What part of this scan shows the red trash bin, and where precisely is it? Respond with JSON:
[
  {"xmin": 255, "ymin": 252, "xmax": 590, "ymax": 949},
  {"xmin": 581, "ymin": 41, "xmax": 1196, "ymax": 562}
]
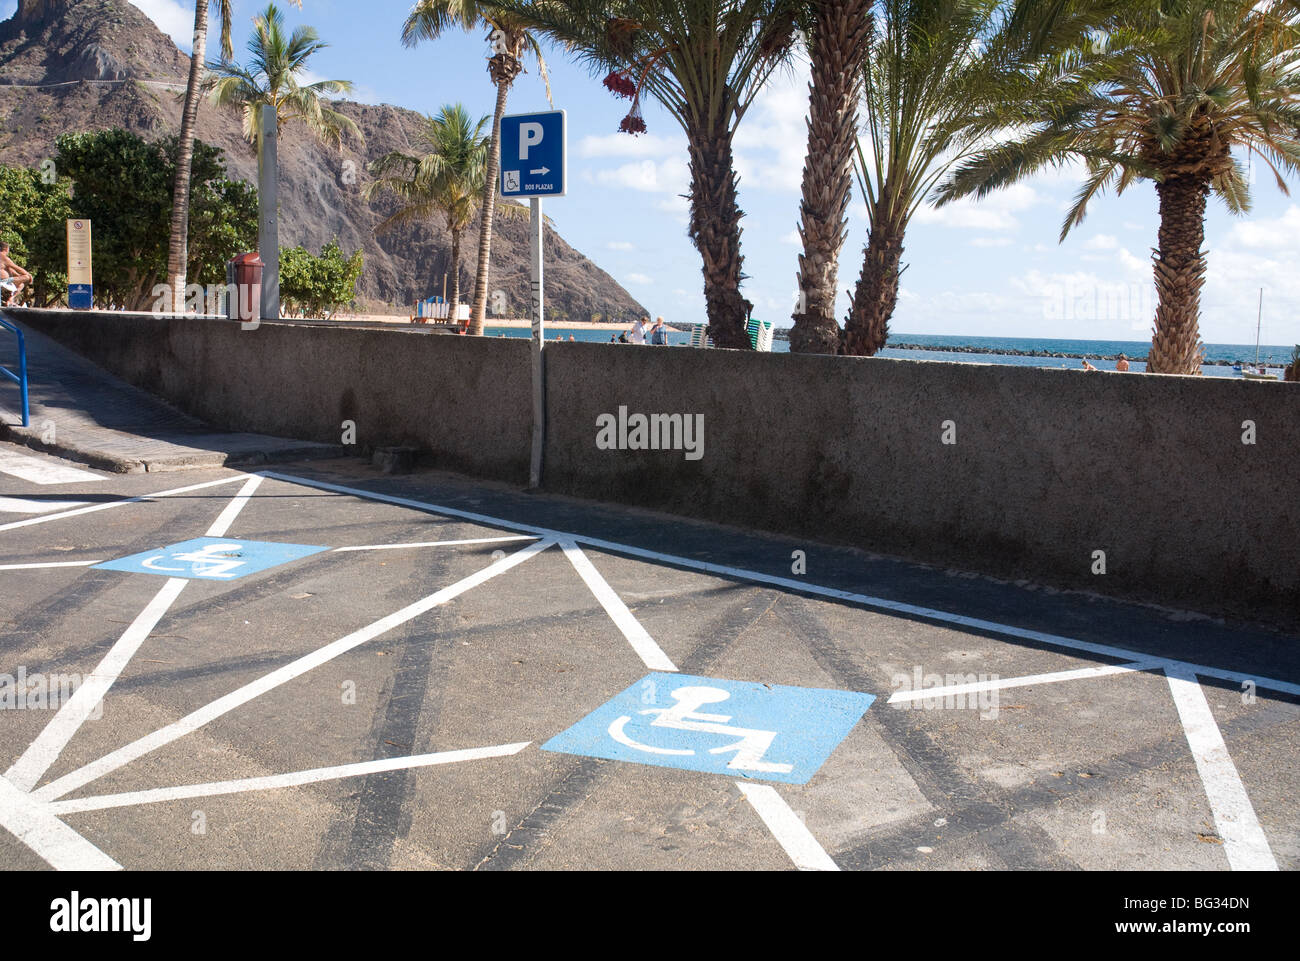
[{"xmin": 228, "ymin": 252, "xmax": 263, "ymax": 322}]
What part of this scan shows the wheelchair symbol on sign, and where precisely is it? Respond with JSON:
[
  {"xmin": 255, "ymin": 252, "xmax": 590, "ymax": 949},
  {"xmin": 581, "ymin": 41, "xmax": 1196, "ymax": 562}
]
[
  {"xmin": 607, "ymin": 685, "xmax": 794, "ymax": 774},
  {"xmin": 141, "ymin": 542, "xmax": 246, "ymax": 579}
]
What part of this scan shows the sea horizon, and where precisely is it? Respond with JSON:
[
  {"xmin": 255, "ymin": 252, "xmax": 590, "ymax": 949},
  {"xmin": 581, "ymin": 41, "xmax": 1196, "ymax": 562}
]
[{"xmin": 486, "ymin": 324, "xmax": 1294, "ymax": 368}]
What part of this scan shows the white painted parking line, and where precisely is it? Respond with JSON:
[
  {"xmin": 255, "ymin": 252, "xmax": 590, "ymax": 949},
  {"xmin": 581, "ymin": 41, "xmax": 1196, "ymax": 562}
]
[
  {"xmin": 34, "ymin": 539, "xmax": 556, "ymax": 802},
  {"xmin": 0, "ymin": 560, "xmax": 101, "ymax": 570},
  {"xmin": 5, "ymin": 577, "xmax": 190, "ymax": 792},
  {"xmin": 559, "ymin": 539, "xmax": 678, "ymax": 672},
  {"xmin": 0, "ymin": 450, "xmax": 100, "ymax": 484},
  {"xmin": 736, "ymin": 782, "xmax": 839, "ymax": 871},
  {"xmin": 334, "ymin": 535, "xmax": 538, "ymax": 552},
  {"xmin": 0, "ymin": 474, "xmax": 249, "ymax": 533},
  {"xmin": 6, "ymin": 478, "xmax": 264, "ymax": 793},
  {"xmin": 0, "ymin": 497, "xmax": 88, "ymax": 515},
  {"xmin": 0, "ymin": 777, "xmax": 121, "ymax": 871},
  {"xmin": 1165, "ymin": 667, "xmax": 1278, "ymax": 871},
  {"xmin": 204, "ymin": 474, "xmax": 263, "ymax": 537},
  {"xmin": 47, "ymin": 742, "xmax": 533, "ymax": 815},
  {"xmin": 261, "ymin": 471, "xmax": 1300, "ymax": 698},
  {"xmin": 887, "ymin": 660, "xmax": 1162, "ymax": 704}
]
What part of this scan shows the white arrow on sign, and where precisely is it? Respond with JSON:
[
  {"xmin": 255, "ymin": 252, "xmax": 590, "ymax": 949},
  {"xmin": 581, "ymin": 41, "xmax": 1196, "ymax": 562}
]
[{"xmin": 530, "ymin": 167, "xmax": 550, "ymax": 175}]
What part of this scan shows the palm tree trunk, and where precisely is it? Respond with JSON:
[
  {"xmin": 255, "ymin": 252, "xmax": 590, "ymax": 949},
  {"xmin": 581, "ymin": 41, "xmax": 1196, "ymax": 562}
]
[
  {"xmin": 790, "ymin": 0, "xmax": 870, "ymax": 355},
  {"xmin": 166, "ymin": 2, "xmax": 210, "ymax": 313},
  {"xmin": 687, "ymin": 122, "xmax": 751, "ymax": 350},
  {"xmin": 468, "ymin": 79, "xmax": 511, "ymax": 336},
  {"xmin": 1147, "ymin": 172, "xmax": 1209, "ymax": 375},
  {"xmin": 842, "ymin": 202, "xmax": 905, "ymax": 356},
  {"xmin": 448, "ymin": 225, "xmax": 462, "ymax": 326}
]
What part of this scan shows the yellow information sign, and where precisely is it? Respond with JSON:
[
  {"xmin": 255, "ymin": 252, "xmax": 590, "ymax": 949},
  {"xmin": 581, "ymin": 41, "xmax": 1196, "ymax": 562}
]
[{"xmin": 67, "ymin": 219, "xmax": 93, "ymax": 309}]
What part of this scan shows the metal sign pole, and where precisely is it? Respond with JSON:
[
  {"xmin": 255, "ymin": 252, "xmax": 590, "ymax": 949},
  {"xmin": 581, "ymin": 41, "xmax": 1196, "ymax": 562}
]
[
  {"xmin": 529, "ymin": 196, "xmax": 545, "ymax": 489},
  {"xmin": 257, "ymin": 104, "xmax": 279, "ymax": 322}
]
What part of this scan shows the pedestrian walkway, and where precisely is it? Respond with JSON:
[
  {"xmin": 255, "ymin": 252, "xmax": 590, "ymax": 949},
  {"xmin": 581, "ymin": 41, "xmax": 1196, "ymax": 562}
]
[{"xmin": 0, "ymin": 314, "xmax": 339, "ymax": 473}]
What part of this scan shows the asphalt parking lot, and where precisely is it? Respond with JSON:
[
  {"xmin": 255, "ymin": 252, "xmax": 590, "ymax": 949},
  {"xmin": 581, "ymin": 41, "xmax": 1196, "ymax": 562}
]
[{"xmin": 2, "ymin": 449, "xmax": 1297, "ymax": 871}]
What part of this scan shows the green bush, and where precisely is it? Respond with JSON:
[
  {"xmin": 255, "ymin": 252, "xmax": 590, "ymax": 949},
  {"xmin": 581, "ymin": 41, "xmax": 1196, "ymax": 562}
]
[
  {"xmin": 279, "ymin": 240, "xmax": 363, "ymax": 318},
  {"xmin": 0, "ymin": 165, "xmax": 74, "ymax": 306},
  {"xmin": 51, "ymin": 129, "xmax": 257, "ymax": 309}
]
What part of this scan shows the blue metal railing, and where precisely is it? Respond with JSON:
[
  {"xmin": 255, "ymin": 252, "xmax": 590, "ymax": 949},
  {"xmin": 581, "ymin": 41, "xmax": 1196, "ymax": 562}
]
[{"xmin": 0, "ymin": 314, "xmax": 30, "ymax": 427}]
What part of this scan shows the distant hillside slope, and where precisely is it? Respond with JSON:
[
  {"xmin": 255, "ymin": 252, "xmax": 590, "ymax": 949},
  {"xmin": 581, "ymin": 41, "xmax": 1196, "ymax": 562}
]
[{"xmin": 0, "ymin": 0, "xmax": 648, "ymax": 319}]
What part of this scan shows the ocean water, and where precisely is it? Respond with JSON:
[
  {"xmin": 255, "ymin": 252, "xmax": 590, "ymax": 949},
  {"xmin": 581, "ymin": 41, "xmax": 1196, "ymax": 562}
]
[{"xmin": 484, "ymin": 326, "xmax": 1294, "ymax": 378}]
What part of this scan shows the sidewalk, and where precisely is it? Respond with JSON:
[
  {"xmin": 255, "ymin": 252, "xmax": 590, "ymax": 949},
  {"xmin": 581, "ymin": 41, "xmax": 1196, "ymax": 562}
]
[{"xmin": 0, "ymin": 314, "xmax": 340, "ymax": 472}]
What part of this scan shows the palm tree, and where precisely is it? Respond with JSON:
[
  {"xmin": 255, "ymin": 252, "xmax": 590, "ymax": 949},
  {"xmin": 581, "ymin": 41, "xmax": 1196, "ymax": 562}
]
[
  {"xmin": 206, "ymin": 3, "xmax": 362, "ymax": 147},
  {"xmin": 402, "ymin": 1, "xmax": 552, "ymax": 337},
  {"xmin": 364, "ymin": 104, "xmax": 509, "ymax": 321},
  {"xmin": 841, "ymin": 0, "xmax": 1101, "ymax": 356},
  {"xmin": 166, "ymin": 0, "xmax": 242, "ymax": 312},
  {"xmin": 489, "ymin": 0, "xmax": 797, "ymax": 349},
  {"xmin": 789, "ymin": 0, "xmax": 872, "ymax": 355},
  {"xmin": 937, "ymin": 0, "xmax": 1300, "ymax": 375}
]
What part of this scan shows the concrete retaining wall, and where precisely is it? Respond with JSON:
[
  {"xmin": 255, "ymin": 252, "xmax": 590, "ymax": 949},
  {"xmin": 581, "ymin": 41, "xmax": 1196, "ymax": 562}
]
[
  {"xmin": 545, "ymin": 343, "xmax": 1300, "ymax": 621},
  {"xmin": 11, "ymin": 310, "xmax": 533, "ymax": 482},
  {"xmin": 13, "ymin": 308, "xmax": 1299, "ymax": 622}
]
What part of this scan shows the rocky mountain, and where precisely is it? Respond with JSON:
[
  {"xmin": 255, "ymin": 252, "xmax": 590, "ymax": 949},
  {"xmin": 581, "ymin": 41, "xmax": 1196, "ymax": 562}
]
[{"xmin": 0, "ymin": 0, "xmax": 647, "ymax": 319}]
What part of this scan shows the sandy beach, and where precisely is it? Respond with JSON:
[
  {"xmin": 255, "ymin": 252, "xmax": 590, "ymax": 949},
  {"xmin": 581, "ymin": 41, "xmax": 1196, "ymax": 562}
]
[{"xmin": 334, "ymin": 313, "xmax": 685, "ymax": 331}]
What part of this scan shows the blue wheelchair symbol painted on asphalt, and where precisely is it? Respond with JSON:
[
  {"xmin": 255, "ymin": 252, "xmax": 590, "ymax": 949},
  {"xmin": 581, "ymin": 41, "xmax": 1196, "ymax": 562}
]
[
  {"xmin": 542, "ymin": 673, "xmax": 875, "ymax": 784},
  {"xmin": 95, "ymin": 537, "xmax": 329, "ymax": 581}
]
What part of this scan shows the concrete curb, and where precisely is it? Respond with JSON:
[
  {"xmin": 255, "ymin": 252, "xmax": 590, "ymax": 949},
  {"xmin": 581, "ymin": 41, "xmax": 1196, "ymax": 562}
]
[{"xmin": 0, "ymin": 418, "xmax": 344, "ymax": 473}]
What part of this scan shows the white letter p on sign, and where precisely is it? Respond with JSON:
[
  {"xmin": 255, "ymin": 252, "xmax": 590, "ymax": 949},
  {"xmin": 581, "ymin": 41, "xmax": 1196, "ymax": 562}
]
[{"xmin": 520, "ymin": 122, "xmax": 544, "ymax": 159}]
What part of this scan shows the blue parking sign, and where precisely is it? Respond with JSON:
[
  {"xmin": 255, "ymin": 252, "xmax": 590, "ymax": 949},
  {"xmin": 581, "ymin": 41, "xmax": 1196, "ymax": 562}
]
[
  {"xmin": 543, "ymin": 673, "xmax": 875, "ymax": 784},
  {"xmin": 500, "ymin": 110, "xmax": 565, "ymax": 198},
  {"xmin": 95, "ymin": 537, "xmax": 329, "ymax": 581}
]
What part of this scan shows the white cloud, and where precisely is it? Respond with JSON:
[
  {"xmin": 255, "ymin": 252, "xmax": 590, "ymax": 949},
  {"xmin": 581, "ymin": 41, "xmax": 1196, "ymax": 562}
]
[
  {"xmin": 1116, "ymin": 248, "xmax": 1149, "ymax": 278},
  {"xmin": 781, "ymin": 229, "xmax": 801, "ymax": 246},
  {"xmin": 130, "ymin": 0, "xmax": 195, "ymax": 51},
  {"xmin": 592, "ymin": 156, "xmax": 689, "ymax": 194},
  {"xmin": 626, "ymin": 272, "xmax": 653, "ymax": 285},
  {"xmin": 579, "ymin": 133, "xmax": 679, "ymax": 159},
  {"xmin": 1202, "ymin": 205, "xmax": 1300, "ymax": 344},
  {"xmin": 970, "ymin": 236, "xmax": 1013, "ymax": 248},
  {"xmin": 913, "ymin": 183, "xmax": 1040, "ymax": 231},
  {"xmin": 607, "ymin": 241, "xmax": 634, "ymax": 251},
  {"xmin": 657, "ymin": 194, "xmax": 690, "ymax": 223},
  {"xmin": 1223, "ymin": 205, "xmax": 1300, "ymax": 249},
  {"xmin": 1084, "ymin": 233, "xmax": 1119, "ymax": 250},
  {"xmin": 733, "ymin": 63, "xmax": 811, "ymax": 194}
]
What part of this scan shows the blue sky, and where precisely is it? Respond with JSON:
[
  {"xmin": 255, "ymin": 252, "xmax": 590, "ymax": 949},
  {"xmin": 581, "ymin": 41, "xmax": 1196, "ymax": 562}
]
[{"xmin": 10, "ymin": 0, "xmax": 1300, "ymax": 346}]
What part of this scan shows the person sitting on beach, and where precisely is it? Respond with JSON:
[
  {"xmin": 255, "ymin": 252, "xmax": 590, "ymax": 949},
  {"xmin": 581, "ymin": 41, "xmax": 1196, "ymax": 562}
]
[
  {"xmin": 618, "ymin": 332, "xmax": 629, "ymax": 343},
  {"xmin": 1081, "ymin": 359, "xmax": 1099, "ymax": 371},
  {"xmin": 1115, "ymin": 354, "xmax": 1130, "ymax": 372},
  {"xmin": 630, "ymin": 316, "xmax": 648, "ymax": 345},
  {"xmin": 0, "ymin": 242, "xmax": 32, "ymax": 307}
]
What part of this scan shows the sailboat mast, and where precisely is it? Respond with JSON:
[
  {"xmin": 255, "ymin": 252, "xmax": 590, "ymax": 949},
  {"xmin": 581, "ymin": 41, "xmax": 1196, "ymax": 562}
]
[{"xmin": 1255, "ymin": 288, "xmax": 1263, "ymax": 366}]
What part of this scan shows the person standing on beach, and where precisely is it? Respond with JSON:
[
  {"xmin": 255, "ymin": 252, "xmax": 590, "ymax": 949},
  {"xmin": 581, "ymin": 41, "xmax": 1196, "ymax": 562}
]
[
  {"xmin": 630, "ymin": 316, "xmax": 648, "ymax": 345},
  {"xmin": 649, "ymin": 317, "xmax": 666, "ymax": 345},
  {"xmin": 1115, "ymin": 354, "xmax": 1130, "ymax": 372}
]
